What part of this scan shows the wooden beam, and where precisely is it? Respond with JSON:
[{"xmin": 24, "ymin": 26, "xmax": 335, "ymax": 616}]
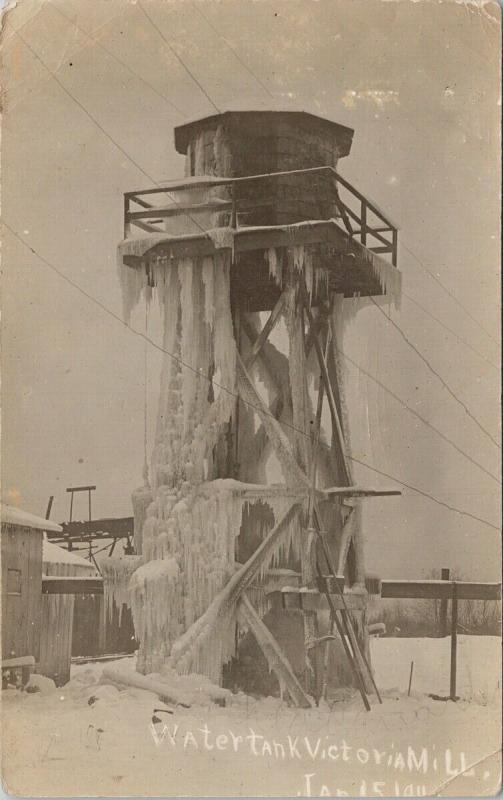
[
  {"xmin": 197, "ymin": 481, "xmax": 308, "ymax": 501},
  {"xmin": 128, "ymin": 199, "xmax": 232, "ymax": 220},
  {"xmin": 42, "ymin": 576, "xmax": 103, "ymax": 595},
  {"xmin": 269, "ymin": 588, "xmax": 366, "ymax": 613},
  {"xmin": 381, "ymin": 580, "xmax": 501, "ymax": 601},
  {"xmin": 238, "ymin": 594, "xmax": 313, "ymax": 708},
  {"xmin": 2, "ymin": 655, "xmax": 35, "ymax": 669},
  {"xmin": 131, "ymin": 220, "xmax": 164, "ymax": 234},
  {"xmin": 323, "ymin": 486, "xmax": 401, "ymax": 498},
  {"xmin": 303, "ymin": 295, "xmax": 352, "ymax": 485},
  {"xmin": 244, "ymin": 292, "xmax": 287, "ymax": 370}
]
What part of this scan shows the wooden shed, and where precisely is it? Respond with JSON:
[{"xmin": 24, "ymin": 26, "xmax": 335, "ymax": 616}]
[
  {"xmin": 1, "ymin": 504, "xmax": 62, "ymax": 682},
  {"xmin": 40, "ymin": 541, "xmax": 98, "ymax": 685}
]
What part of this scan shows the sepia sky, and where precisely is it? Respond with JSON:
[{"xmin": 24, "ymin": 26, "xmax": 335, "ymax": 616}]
[{"xmin": 1, "ymin": 0, "xmax": 501, "ymax": 578}]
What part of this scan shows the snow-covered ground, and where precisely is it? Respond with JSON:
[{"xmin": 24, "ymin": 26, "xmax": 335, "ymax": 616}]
[{"xmin": 1, "ymin": 636, "xmax": 501, "ymax": 797}]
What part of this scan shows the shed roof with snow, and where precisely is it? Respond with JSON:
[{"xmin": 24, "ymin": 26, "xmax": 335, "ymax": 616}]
[
  {"xmin": 42, "ymin": 540, "xmax": 97, "ymax": 571},
  {"xmin": 1, "ymin": 503, "xmax": 62, "ymax": 533}
]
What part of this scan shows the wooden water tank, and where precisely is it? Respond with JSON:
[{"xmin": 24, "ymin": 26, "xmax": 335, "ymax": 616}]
[{"xmin": 174, "ymin": 110, "xmax": 354, "ymax": 227}]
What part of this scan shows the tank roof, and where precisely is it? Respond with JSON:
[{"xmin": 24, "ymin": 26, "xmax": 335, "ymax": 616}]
[{"xmin": 174, "ymin": 110, "xmax": 354, "ymax": 157}]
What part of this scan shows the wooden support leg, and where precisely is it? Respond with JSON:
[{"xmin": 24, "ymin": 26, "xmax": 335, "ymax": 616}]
[
  {"xmin": 302, "ymin": 525, "xmax": 321, "ymax": 700},
  {"xmin": 238, "ymin": 594, "xmax": 312, "ymax": 709}
]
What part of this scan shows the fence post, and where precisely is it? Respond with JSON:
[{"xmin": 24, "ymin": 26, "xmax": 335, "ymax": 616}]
[
  {"xmin": 439, "ymin": 568, "xmax": 450, "ymax": 636},
  {"xmin": 449, "ymin": 582, "xmax": 458, "ymax": 701}
]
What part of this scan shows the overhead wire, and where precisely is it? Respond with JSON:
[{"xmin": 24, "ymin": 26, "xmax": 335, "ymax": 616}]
[
  {"xmin": 137, "ymin": 0, "xmax": 221, "ymax": 114},
  {"xmin": 189, "ymin": 2, "xmax": 275, "ymax": 101},
  {"xmin": 337, "ymin": 347, "xmax": 501, "ymax": 485},
  {"xmin": 400, "ymin": 240, "xmax": 499, "ymax": 347},
  {"xmin": 369, "ymin": 297, "xmax": 501, "ymax": 450},
  {"xmin": 46, "ymin": 1, "xmax": 186, "ymax": 117},
  {"xmin": 2, "ymin": 221, "xmax": 500, "ymax": 534},
  {"xmin": 13, "ymin": 26, "xmax": 213, "ymax": 242},
  {"xmin": 401, "ymin": 290, "xmax": 500, "ymax": 372}
]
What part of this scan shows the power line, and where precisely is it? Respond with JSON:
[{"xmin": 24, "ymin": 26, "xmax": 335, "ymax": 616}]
[
  {"xmin": 338, "ymin": 347, "xmax": 501, "ymax": 485},
  {"xmin": 401, "ymin": 240, "xmax": 499, "ymax": 347},
  {"xmin": 348, "ymin": 454, "xmax": 500, "ymax": 532},
  {"xmin": 190, "ymin": 3, "xmax": 274, "ymax": 101},
  {"xmin": 369, "ymin": 296, "xmax": 501, "ymax": 450},
  {"xmin": 402, "ymin": 290, "xmax": 500, "ymax": 372},
  {"xmin": 14, "ymin": 28, "xmax": 210, "ymax": 241},
  {"xmin": 47, "ymin": 1, "xmax": 186, "ymax": 117},
  {"xmin": 1, "ymin": 0, "xmax": 46, "ymax": 46},
  {"xmin": 137, "ymin": 1, "xmax": 221, "ymax": 114},
  {"xmin": 15, "ymin": 29, "xmax": 163, "ymax": 188},
  {"xmin": 3, "ymin": 221, "xmax": 500, "ymax": 534}
]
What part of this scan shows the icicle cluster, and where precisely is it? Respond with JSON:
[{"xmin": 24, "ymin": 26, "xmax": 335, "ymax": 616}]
[
  {"xmin": 101, "ymin": 555, "xmax": 144, "ymax": 625},
  {"xmin": 129, "ymin": 557, "xmax": 182, "ymax": 673},
  {"xmin": 265, "ymin": 245, "xmax": 328, "ymax": 301},
  {"xmin": 116, "ymin": 251, "xmax": 249, "ymax": 677},
  {"xmin": 368, "ymin": 252, "xmax": 402, "ymax": 309}
]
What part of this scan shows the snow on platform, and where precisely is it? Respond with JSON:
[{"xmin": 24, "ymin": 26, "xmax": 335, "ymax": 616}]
[{"xmin": 1, "ymin": 637, "xmax": 501, "ymax": 797}]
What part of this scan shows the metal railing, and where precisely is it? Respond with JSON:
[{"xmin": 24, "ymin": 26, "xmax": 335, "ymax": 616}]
[{"xmin": 123, "ymin": 166, "xmax": 399, "ymax": 266}]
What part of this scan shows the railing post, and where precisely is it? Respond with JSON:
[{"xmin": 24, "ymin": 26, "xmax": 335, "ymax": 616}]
[
  {"xmin": 449, "ymin": 582, "xmax": 458, "ymax": 701},
  {"xmin": 124, "ymin": 195, "xmax": 131, "ymax": 239},
  {"xmin": 439, "ymin": 567, "xmax": 450, "ymax": 637},
  {"xmin": 361, "ymin": 201, "xmax": 367, "ymax": 246},
  {"xmin": 231, "ymin": 183, "xmax": 237, "ymax": 229},
  {"xmin": 392, "ymin": 228, "xmax": 398, "ymax": 266}
]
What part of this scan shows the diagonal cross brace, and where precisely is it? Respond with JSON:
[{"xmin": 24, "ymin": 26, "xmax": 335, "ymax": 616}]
[
  {"xmin": 170, "ymin": 502, "xmax": 303, "ymax": 669},
  {"xmin": 237, "ymin": 351, "xmax": 310, "ymax": 487}
]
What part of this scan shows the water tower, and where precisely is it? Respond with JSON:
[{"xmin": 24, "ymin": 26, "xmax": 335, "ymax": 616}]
[{"xmin": 116, "ymin": 110, "xmax": 401, "ymax": 707}]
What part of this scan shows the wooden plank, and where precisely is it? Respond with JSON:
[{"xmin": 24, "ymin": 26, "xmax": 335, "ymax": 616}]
[
  {"xmin": 2, "ymin": 655, "xmax": 36, "ymax": 669},
  {"xmin": 131, "ymin": 220, "xmax": 164, "ymax": 234},
  {"xmin": 128, "ymin": 199, "xmax": 233, "ymax": 220},
  {"xmin": 42, "ymin": 576, "xmax": 104, "ymax": 595},
  {"xmin": 323, "ymin": 486, "xmax": 401, "ymax": 498},
  {"xmin": 238, "ymin": 594, "xmax": 312, "ymax": 708},
  {"xmin": 381, "ymin": 580, "xmax": 501, "ymax": 601},
  {"xmin": 269, "ymin": 588, "xmax": 365, "ymax": 613}
]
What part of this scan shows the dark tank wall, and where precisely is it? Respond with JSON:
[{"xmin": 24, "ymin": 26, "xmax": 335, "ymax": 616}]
[{"xmin": 176, "ymin": 111, "xmax": 354, "ymax": 227}]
